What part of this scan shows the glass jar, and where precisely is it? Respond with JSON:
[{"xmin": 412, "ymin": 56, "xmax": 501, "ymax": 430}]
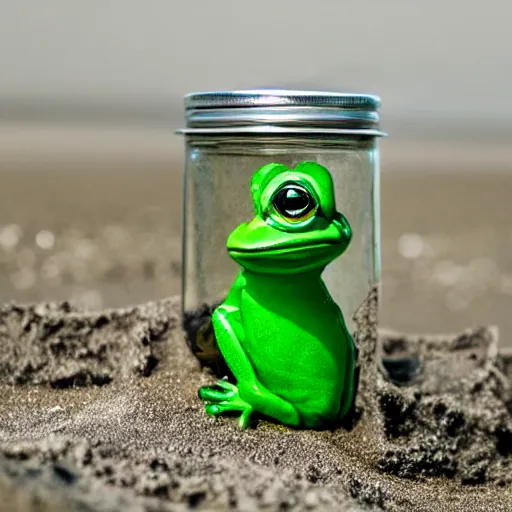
[{"xmin": 177, "ymin": 90, "xmax": 384, "ymax": 372}]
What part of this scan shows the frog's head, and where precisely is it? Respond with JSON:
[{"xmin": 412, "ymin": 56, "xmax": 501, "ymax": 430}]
[{"xmin": 227, "ymin": 162, "xmax": 352, "ymax": 275}]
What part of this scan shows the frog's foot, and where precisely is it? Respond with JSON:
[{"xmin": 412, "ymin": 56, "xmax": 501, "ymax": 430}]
[{"xmin": 198, "ymin": 380, "xmax": 255, "ymax": 428}]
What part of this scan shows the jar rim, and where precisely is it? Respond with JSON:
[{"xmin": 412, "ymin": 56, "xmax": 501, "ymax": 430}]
[
  {"xmin": 179, "ymin": 89, "xmax": 384, "ymax": 136},
  {"xmin": 184, "ymin": 89, "xmax": 381, "ymax": 110}
]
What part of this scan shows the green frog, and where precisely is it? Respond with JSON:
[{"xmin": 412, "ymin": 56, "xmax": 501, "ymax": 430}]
[{"xmin": 198, "ymin": 161, "xmax": 356, "ymax": 429}]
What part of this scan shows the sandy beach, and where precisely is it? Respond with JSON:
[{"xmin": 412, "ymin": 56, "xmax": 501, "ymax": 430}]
[{"xmin": 1, "ymin": 151, "xmax": 512, "ymax": 510}]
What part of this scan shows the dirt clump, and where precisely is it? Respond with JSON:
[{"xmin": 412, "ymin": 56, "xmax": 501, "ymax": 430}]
[{"xmin": 0, "ymin": 299, "xmax": 177, "ymax": 388}]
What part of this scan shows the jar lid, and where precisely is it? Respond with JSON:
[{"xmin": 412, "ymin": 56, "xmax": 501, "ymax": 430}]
[{"xmin": 178, "ymin": 89, "xmax": 384, "ymax": 137}]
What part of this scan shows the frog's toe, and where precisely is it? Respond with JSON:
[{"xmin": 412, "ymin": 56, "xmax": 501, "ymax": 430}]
[
  {"xmin": 238, "ymin": 407, "xmax": 254, "ymax": 428},
  {"xmin": 198, "ymin": 385, "xmax": 235, "ymax": 403},
  {"xmin": 205, "ymin": 402, "xmax": 246, "ymax": 415},
  {"xmin": 215, "ymin": 379, "xmax": 237, "ymax": 392},
  {"xmin": 205, "ymin": 402, "xmax": 254, "ymax": 428},
  {"xmin": 205, "ymin": 403, "xmax": 226, "ymax": 416},
  {"xmin": 198, "ymin": 379, "xmax": 239, "ymax": 402}
]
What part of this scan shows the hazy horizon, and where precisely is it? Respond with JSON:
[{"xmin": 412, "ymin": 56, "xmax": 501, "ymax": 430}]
[{"xmin": 1, "ymin": 1, "xmax": 511, "ymax": 143}]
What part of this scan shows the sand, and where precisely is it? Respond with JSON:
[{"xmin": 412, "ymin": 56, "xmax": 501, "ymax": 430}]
[{"xmin": 1, "ymin": 287, "xmax": 512, "ymax": 511}]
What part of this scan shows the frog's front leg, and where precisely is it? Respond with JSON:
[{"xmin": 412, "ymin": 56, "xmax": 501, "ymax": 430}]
[{"xmin": 199, "ymin": 274, "xmax": 300, "ymax": 428}]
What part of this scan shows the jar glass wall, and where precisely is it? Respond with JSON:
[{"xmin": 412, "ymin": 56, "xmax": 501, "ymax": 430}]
[
  {"xmin": 182, "ymin": 136, "xmax": 380, "ymax": 330},
  {"xmin": 178, "ymin": 90, "xmax": 383, "ymax": 369}
]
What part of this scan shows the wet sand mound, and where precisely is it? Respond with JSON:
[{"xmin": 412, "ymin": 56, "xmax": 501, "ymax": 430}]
[
  {"xmin": 1, "ymin": 291, "xmax": 512, "ymax": 511},
  {"xmin": 378, "ymin": 326, "xmax": 512, "ymax": 485},
  {"xmin": 0, "ymin": 299, "xmax": 176, "ymax": 387}
]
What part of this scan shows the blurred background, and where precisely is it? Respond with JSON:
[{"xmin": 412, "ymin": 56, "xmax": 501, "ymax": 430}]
[{"xmin": 0, "ymin": 1, "xmax": 511, "ymax": 343}]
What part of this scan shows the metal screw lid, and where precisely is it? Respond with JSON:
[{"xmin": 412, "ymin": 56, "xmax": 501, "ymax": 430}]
[{"xmin": 178, "ymin": 89, "xmax": 384, "ymax": 137}]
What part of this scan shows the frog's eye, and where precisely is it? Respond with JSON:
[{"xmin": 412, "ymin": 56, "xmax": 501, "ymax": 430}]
[{"xmin": 272, "ymin": 184, "xmax": 317, "ymax": 223}]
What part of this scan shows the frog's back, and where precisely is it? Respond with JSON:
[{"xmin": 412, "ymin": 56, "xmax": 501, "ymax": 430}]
[{"xmin": 240, "ymin": 272, "xmax": 351, "ymax": 425}]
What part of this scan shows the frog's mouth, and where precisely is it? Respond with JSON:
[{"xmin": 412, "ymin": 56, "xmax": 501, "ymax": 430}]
[
  {"xmin": 229, "ymin": 240, "xmax": 339, "ymax": 255},
  {"xmin": 228, "ymin": 241, "xmax": 344, "ymax": 275},
  {"xmin": 226, "ymin": 218, "xmax": 350, "ymax": 274}
]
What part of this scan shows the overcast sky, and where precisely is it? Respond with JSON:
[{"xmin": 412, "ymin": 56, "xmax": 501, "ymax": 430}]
[{"xmin": 0, "ymin": 1, "xmax": 511, "ymax": 138}]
